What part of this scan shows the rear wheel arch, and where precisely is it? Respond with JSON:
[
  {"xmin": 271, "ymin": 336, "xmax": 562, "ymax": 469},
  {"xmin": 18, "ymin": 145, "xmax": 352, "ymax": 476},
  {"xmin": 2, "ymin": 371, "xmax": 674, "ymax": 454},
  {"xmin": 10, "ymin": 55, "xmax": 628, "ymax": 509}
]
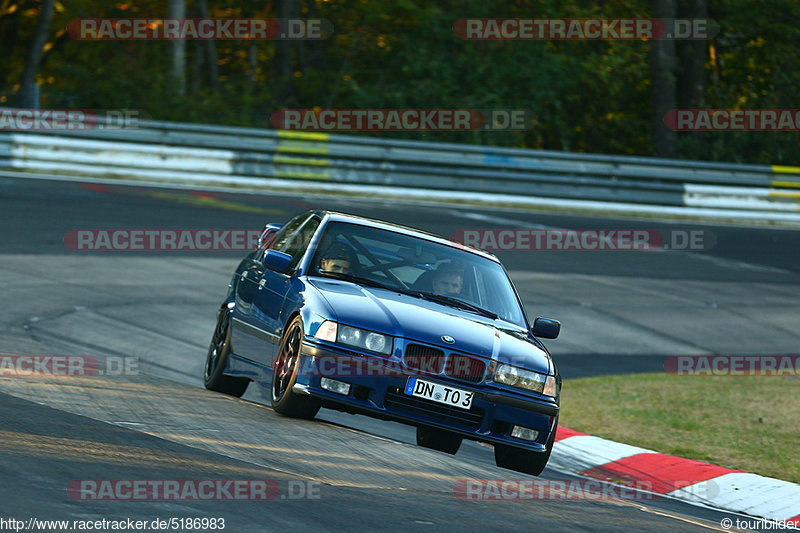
[{"xmin": 204, "ymin": 303, "xmax": 249, "ymax": 397}]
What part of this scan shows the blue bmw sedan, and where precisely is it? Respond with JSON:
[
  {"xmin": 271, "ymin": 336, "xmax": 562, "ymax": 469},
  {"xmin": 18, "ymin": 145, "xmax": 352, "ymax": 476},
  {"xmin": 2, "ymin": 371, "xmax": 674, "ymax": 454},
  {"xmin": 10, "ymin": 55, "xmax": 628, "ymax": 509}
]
[{"xmin": 204, "ymin": 210, "xmax": 561, "ymax": 475}]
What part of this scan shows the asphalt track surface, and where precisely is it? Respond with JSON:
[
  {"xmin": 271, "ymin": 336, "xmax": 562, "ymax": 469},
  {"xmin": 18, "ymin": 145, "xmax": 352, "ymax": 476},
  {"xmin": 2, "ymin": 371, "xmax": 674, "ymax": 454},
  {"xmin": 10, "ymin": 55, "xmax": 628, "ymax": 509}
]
[{"xmin": 1, "ymin": 175, "xmax": 798, "ymax": 532}]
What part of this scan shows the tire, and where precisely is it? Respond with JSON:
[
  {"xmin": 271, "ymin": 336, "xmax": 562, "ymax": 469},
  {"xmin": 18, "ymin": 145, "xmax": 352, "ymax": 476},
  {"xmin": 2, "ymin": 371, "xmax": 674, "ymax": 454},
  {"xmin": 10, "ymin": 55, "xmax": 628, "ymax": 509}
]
[
  {"xmin": 416, "ymin": 426, "xmax": 462, "ymax": 455},
  {"xmin": 204, "ymin": 307, "xmax": 250, "ymax": 397},
  {"xmin": 271, "ymin": 316, "xmax": 321, "ymax": 419},
  {"xmin": 494, "ymin": 419, "xmax": 557, "ymax": 477}
]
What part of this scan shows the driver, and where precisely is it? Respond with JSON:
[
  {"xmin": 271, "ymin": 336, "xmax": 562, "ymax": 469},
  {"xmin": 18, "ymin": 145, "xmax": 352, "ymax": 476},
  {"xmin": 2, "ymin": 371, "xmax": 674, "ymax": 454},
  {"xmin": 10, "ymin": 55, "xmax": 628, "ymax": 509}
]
[
  {"xmin": 431, "ymin": 263, "xmax": 463, "ymax": 295},
  {"xmin": 319, "ymin": 242, "xmax": 358, "ymax": 275}
]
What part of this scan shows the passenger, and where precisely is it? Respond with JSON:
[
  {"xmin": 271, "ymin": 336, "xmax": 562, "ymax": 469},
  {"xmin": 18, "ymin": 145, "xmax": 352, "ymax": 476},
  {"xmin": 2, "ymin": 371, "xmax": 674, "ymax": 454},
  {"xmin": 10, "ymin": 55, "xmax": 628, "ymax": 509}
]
[{"xmin": 430, "ymin": 263, "xmax": 464, "ymax": 296}]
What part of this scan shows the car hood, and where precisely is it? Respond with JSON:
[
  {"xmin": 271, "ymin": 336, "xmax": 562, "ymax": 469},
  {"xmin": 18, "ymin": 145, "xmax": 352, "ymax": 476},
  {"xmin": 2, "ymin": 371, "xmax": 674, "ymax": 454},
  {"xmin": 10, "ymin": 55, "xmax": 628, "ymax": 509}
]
[{"xmin": 308, "ymin": 278, "xmax": 552, "ymax": 374}]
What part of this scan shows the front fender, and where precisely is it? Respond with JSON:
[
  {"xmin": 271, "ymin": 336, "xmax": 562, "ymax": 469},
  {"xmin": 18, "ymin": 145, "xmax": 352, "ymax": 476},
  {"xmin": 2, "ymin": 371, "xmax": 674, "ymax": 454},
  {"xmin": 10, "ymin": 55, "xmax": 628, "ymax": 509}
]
[{"xmin": 278, "ymin": 276, "xmax": 336, "ymax": 341}]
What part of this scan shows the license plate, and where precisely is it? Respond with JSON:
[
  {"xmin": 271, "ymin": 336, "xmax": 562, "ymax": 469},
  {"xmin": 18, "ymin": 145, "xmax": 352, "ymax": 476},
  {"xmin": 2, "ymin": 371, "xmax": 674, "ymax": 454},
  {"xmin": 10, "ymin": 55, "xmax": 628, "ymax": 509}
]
[{"xmin": 404, "ymin": 377, "xmax": 474, "ymax": 410}]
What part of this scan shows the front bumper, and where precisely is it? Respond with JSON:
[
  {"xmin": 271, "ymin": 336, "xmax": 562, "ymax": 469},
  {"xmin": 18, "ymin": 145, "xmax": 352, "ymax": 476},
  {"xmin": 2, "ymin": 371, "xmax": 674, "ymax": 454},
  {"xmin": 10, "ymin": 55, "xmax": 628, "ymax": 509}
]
[{"xmin": 294, "ymin": 340, "xmax": 559, "ymax": 452}]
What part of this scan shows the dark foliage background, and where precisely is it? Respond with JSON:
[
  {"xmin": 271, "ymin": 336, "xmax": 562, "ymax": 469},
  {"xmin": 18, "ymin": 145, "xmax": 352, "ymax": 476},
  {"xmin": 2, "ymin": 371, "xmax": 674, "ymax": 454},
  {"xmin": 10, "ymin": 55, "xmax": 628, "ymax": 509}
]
[{"xmin": 2, "ymin": 0, "xmax": 798, "ymax": 164}]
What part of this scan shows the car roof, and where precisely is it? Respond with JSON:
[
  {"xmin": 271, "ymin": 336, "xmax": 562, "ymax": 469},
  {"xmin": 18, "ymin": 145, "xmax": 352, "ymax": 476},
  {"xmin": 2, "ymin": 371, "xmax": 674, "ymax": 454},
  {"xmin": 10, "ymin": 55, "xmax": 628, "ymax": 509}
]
[{"xmin": 314, "ymin": 210, "xmax": 500, "ymax": 263}]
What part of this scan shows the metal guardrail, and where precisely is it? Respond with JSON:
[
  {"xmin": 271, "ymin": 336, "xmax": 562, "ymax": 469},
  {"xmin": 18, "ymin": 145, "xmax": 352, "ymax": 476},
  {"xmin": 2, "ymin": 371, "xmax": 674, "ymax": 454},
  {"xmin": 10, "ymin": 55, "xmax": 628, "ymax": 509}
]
[{"xmin": 1, "ymin": 113, "xmax": 799, "ymax": 218}]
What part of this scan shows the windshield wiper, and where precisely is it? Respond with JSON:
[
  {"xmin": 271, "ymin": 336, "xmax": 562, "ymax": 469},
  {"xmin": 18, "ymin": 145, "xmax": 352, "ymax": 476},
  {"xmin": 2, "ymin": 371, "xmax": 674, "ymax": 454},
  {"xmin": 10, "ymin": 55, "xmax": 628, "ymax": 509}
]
[{"xmin": 413, "ymin": 291, "xmax": 499, "ymax": 320}]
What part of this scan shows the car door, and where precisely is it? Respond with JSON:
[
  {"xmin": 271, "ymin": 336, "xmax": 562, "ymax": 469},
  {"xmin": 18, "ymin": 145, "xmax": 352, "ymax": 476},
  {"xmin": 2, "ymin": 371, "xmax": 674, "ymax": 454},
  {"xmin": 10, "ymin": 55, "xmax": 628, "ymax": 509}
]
[
  {"xmin": 251, "ymin": 214, "xmax": 321, "ymax": 368},
  {"xmin": 231, "ymin": 214, "xmax": 309, "ymax": 362}
]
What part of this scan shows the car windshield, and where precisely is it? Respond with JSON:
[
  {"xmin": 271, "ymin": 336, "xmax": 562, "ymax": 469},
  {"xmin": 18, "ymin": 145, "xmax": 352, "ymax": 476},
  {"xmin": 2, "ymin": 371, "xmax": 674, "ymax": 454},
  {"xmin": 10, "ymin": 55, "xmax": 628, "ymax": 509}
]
[{"xmin": 309, "ymin": 221, "xmax": 527, "ymax": 327}]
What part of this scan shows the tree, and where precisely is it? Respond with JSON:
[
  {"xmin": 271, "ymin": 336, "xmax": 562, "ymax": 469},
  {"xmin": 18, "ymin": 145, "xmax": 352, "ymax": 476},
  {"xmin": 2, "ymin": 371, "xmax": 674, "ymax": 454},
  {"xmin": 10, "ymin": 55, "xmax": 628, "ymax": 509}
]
[
  {"xmin": 650, "ymin": 0, "xmax": 678, "ymax": 158},
  {"xmin": 196, "ymin": 0, "xmax": 220, "ymax": 93},
  {"xmin": 678, "ymin": 0, "xmax": 708, "ymax": 149},
  {"xmin": 167, "ymin": 0, "xmax": 186, "ymax": 97},
  {"xmin": 275, "ymin": 0, "xmax": 296, "ymax": 105},
  {"xmin": 17, "ymin": 0, "xmax": 55, "ymax": 107}
]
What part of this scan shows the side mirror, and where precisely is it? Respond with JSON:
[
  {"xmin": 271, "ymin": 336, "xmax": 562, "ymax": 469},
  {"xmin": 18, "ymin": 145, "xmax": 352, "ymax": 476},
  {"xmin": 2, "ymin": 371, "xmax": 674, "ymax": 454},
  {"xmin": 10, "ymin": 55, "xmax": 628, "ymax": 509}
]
[
  {"xmin": 532, "ymin": 317, "xmax": 560, "ymax": 339},
  {"xmin": 262, "ymin": 249, "xmax": 292, "ymax": 273},
  {"xmin": 258, "ymin": 223, "xmax": 283, "ymax": 250}
]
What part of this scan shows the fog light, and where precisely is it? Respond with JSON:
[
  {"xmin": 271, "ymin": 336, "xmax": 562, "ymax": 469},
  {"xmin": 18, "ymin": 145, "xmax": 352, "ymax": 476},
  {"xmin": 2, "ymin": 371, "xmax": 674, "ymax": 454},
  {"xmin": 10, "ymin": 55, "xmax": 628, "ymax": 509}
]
[
  {"xmin": 320, "ymin": 377, "xmax": 351, "ymax": 396},
  {"xmin": 511, "ymin": 426, "xmax": 539, "ymax": 441}
]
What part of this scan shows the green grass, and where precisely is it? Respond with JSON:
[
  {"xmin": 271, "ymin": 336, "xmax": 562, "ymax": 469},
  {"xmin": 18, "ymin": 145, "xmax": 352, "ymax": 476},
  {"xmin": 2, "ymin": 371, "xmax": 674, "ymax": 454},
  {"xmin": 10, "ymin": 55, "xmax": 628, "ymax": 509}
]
[{"xmin": 559, "ymin": 373, "xmax": 800, "ymax": 483}]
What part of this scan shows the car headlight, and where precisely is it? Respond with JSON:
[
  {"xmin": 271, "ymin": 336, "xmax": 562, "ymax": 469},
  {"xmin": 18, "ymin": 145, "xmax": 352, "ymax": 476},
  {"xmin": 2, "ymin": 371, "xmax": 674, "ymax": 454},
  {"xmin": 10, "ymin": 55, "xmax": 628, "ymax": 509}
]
[
  {"xmin": 494, "ymin": 364, "xmax": 555, "ymax": 395},
  {"xmin": 314, "ymin": 321, "xmax": 393, "ymax": 355}
]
